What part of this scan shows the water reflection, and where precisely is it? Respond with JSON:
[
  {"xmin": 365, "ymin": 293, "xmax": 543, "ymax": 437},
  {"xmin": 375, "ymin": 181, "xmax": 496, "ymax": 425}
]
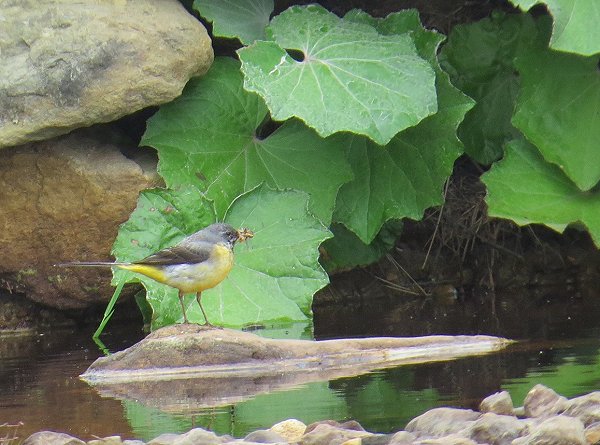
[
  {"xmin": 1, "ymin": 287, "xmax": 600, "ymax": 441},
  {"xmin": 0, "ymin": 326, "xmax": 142, "ymax": 441}
]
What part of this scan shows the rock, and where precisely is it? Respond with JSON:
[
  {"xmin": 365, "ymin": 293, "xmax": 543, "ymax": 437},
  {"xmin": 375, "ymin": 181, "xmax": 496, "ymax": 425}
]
[
  {"xmin": 412, "ymin": 435, "xmax": 477, "ymax": 445},
  {"xmin": 298, "ymin": 424, "xmax": 371, "ymax": 445},
  {"xmin": 305, "ymin": 420, "xmax": 365, "ymax": 434},
  {"xmin": 0, "ymin": 133, "xmax": 159, "ymax": 309},
  {"xmin": 244, "ymin": 429, "xmax": 288, "ymax": 443},
  {"xmin": 404, "ymin": 407, "xmax": 480, "ymax": 438},
  {"xmin": 362, "ymin": 435, "xmax": 395, "ymax": 444},
  {"xmin": 514, "ymin": 406, "xmax": 526, "ymax": 417},
  {"xmin": 523, "ymin": 384, "xmax": 568, "ymax": 418},
  {"xmin": 170, "ymin": 428, "xmax": 227, "ymax": 445},
  {"xmin": 123, "ymin": 441, "xmax": 146, "ymax": 445},
  {"xmin": 388, "ymin": 431, "xmax": 417, "ymax": 445},
  {"xmin": 88, "ymin": 437, "xmax": 123, "ymax": 445},
  {"xmin": 22, "ymin": 431, "xmax": 85, "ymax": 445},
  {"xmin": 563, "ymin": 392, "xmax": 600, "ymax": 426},
  {"xmin": 512, "ymin": 415, "xmax": 586, "ymax": 445},
  {"xmin": 269, "ymin": 419, "xmax": 306, "ymax": 443},
  {"xmin": 146, "ymin": 430, "xmax": 230, "ymax": 445},
  {"xmin": 147, "ymin": 433, "xmax": 180, "ymax": 445},
  {"xmin": 479, "ymin": 391, "xmax": 514, "ymax": 416},
  {"xmin": 464, "ymin": 412, "xmax": 528, "ymax": 445},
  {"xmin": 584, "ymin": 421, "xmax": 600, "ymax": 444},
  {"xmin": 223, "ymin": 442, "xmax": 284, "ymax": 445},
  {"xmin": 0, "ymin": 0, "xmax": 213, "ymax": 148}
]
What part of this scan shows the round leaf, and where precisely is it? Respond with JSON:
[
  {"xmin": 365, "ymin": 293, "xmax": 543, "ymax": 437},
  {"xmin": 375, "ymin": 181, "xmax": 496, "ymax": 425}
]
[{"xmin": 237, "ymin": 4, "xmax": 437, "ymax": 145}]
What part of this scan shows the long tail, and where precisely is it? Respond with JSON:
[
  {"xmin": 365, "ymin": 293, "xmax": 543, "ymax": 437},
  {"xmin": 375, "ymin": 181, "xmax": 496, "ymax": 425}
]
[{"xmin": 54, "ymin": 261, "xmax": 130, "ymax": 267}]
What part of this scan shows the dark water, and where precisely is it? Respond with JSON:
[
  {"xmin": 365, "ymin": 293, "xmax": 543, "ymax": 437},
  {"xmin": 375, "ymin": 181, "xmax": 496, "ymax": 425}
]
[{"xmin": 2, "ymin": 287, "xmax": 600, "ymax": 442}]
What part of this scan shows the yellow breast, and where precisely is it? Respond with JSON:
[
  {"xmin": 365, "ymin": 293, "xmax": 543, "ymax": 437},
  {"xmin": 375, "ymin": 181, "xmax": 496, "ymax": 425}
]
[{"xmin": 118, "ymin": 243, "xmax": 234, "ymax": 294}]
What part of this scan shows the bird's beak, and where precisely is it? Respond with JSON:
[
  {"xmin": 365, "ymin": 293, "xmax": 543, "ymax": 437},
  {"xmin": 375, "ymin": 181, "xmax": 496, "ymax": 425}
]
[{"xmin": 237, "ymin": 227, "xmax": 254, "ymax": 242}]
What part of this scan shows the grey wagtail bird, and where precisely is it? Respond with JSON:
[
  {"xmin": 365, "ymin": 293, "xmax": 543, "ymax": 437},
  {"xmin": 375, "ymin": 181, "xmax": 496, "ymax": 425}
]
[{"xmin": 58, "ymin": 223, "xmax": 254, "ymax": 326}]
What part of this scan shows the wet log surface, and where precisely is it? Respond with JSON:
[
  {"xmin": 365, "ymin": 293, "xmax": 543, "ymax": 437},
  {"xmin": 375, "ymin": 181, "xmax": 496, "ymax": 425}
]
[{"xmin": 81, "ymin": 324, "xmax": 512, "ymax": 409}]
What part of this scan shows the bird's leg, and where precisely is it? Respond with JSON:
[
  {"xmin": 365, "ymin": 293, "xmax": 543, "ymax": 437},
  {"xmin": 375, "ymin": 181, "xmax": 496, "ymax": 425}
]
[
  {"xmin": 196, "ymin": 292, "xmax": 214, "ymax": 327},
  {"xmin": 178, "ymin": 291, "xmax": 189, "ymax": 324}
]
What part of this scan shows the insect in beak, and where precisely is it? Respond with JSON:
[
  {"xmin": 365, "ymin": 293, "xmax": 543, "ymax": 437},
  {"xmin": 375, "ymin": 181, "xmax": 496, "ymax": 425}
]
[{"xmin": 237, "ymin": 227, "xmax": 254, "ymax": 242}]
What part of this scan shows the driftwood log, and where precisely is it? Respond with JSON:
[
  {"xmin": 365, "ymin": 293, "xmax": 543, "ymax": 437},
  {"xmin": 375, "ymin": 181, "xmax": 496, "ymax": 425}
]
[{"xmin": 81, "ymin": 324, "xmax": 513, "ymax": 411}]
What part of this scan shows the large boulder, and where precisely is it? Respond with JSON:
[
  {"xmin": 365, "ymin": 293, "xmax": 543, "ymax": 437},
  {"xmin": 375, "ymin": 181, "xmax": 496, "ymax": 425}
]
[
  {"xmin": 0, "ymin": 0, "xmax": 213, "ymax": 148},
  {"xmin": 0, "ymin": 133, "xmax": 160, "ymax": 309}
]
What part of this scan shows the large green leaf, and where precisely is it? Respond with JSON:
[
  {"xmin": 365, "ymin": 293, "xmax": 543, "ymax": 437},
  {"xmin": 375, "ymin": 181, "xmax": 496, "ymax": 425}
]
[
  {"xmin": 141, "ymin": 57, "xmax": 352, "ymax": 224},
  {"xmin": 439, "ymin": 12, "xmax": 534, "ymax": 164},
  {"xmin": 112, "ymin": 185, "xmax": 331, "ymax": 329},
  {"xmin": 482, "ymin": 139, "xmax": 600, "ymax": 246},
  {"xmin": 333, "ymin": 10, "xmax": 474, "ymax": 243},
  {"xmin": 237, "ymin": 4, "xmax": 437, "ymax": 145},
  {"xmin": 512, "ymin": 18, "xmax": 600, "ymax": 191},
  {"xmin": 193, "ymin": 0, "xmax": 273, "ymax": 45},
  {"xmin": 509, "ymin": 0, "xmax": 600, "ymax": 55}
]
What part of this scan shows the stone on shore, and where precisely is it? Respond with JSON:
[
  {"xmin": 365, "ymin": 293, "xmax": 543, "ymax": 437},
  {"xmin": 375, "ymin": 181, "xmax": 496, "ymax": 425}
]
[
  {"xmin": 22, "ymin": 431, "xmax": 85, "ymax": 445},
  {"xmin": 479, "ymin": 391, "xmax": 514, "ymax": 416},
  {"xmin": 404, "ymin": 408, "xmax": 480, "ymax": 438},
  {"xmin": 523, "ymin": 384, "xmax": 568, "ymax": 418},
  {"xmin": 564, "ymin": 391, "xmax": 600, "ymax": 426},
  {"xmin": 0, "ymin": 0, "xmax": 213, "ymax": 148},
  {"xmin": 463, "ymin": 412, "xmax": 528, "ymax": 444},
  {"xmin": 512, "ymin": 415, "xmax": 586, "ymax": 445},
  {"xmin": 269, "ymin": 419, "xmax": 306, "ymax": 443}
]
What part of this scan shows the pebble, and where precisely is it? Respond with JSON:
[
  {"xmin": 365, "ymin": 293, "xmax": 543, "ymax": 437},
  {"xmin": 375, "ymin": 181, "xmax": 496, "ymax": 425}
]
[
  {"xmin": 405, "ymin": 407, "xmax": 480, "ymax": 438},
  {"xmin": 269, "ymin": 419, "xmax": 306, "ymax": 442},
  {"xmin": 523, "ymin": 384, "xmax": 568, "ymax": 418},
  {"xmin": 21, "ymin": 384, "xmax": 600, "ymax": 445},
  {"xmin": 479, "ymin": 390, "xmax": 515, "ymax": 416}
]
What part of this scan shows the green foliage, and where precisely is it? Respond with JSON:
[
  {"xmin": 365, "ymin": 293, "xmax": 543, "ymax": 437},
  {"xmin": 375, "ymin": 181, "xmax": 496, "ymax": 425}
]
[
  {"xmin": 509, "ymin": 0, "xmax": 600, "ymax": 56},
  {"xmin": 237, "ymin": 5, "xmax": 438, "ymax": 145},
  {"xmin": 142, "ymin": 57, "xmax": 352, "ymax": 225},
  {"xmin": 439, "ymin": 12, "xmax": 533, "ymax": 164},
  {"xmin": 193, "ymin": 0, "xmax": 274, "ymax": 44},
  {"xmin": 112, "ymin": 5, "xmax": 475, "ymax": 333},
  {"xmin": 512, "ymin": 17, "xmax": 600, "ymax": 191},
  {"xmin": 99, "ymin": 2, "xmax": 597, "ymax": 332},
  {"xmin": 334, "ymin": 9, "xmax": 473, "ymax": 243},
  {"xmin": 483, "ymin": 138, "xmax": 600, "ymax": 245},
  {"xmin": 441, "ymin": 11, "xmax": 600, "ymax": 247},
  {"xmin": 110, "ymin": 185, "xmax": 331, "ymax": 329}
]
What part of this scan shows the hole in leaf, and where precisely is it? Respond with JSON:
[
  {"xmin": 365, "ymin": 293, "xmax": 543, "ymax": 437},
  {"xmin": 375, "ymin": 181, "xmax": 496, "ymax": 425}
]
[
  {"xmin": 286, "ymin": 48, "xmax": 305, "ymax": 62},
  {"xmin": 254, "ymin": 115, "xmax": 281, "ymax": 140}
]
